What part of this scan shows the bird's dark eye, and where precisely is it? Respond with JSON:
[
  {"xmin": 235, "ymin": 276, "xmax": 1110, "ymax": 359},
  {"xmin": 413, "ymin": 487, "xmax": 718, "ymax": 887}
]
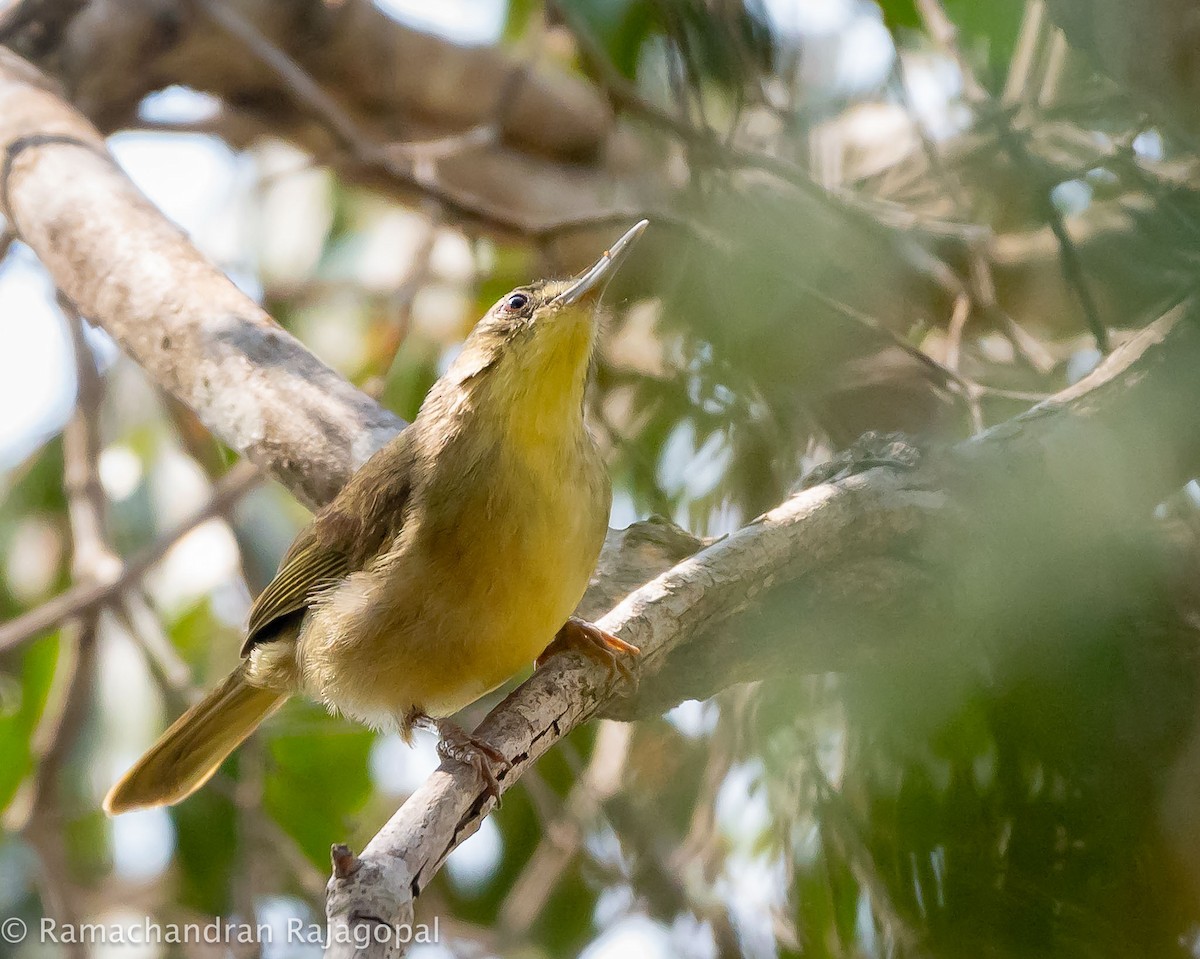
[{"xmin": 504, "ymin": 292, "xmax": 529, "ymax": 312}]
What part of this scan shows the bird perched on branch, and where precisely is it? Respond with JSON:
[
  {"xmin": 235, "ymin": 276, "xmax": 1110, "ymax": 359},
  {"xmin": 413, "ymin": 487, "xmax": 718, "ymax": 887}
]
[{"xmin": 104, "ymin": 221, "xmax": 648, "ymax": 814}]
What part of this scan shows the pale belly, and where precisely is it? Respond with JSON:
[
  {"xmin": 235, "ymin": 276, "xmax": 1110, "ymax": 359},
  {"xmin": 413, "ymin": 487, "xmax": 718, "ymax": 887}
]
[{"xmin": 291, "ymin": 450, "xmax": 609, "ymax": 729}]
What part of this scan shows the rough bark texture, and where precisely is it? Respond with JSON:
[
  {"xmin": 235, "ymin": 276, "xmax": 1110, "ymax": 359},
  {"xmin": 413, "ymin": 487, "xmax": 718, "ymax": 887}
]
[
  {"xmin": 325, "ymin": 468, "xmax": 943, "ymax": 958},
  {"xmin": 320, "ymin": 303, "xmax": 1200, "ymax": 957},
  {"xmin": 0, "ymin": 48, "xmax": 404, "ymax": 508}
]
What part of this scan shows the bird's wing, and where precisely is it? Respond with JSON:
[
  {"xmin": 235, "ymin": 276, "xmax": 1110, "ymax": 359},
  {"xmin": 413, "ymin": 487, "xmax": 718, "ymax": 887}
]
[
  {"xmin": 240, "ymin": 428, "xmax": 417, "ymax": 657},
  {"xmin": 241, "ymin": 528, "xmax": 349, "ymax": 656}
]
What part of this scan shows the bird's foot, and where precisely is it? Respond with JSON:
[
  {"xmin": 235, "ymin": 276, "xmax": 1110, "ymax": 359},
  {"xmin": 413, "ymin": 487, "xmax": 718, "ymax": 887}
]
[
  {"xmin": 433, "ymin": 718, "xmax": 509, "ymax": 801},
  {"xmin": 537, "ymin": 616, "xmax": 641, "ymax": 688}
]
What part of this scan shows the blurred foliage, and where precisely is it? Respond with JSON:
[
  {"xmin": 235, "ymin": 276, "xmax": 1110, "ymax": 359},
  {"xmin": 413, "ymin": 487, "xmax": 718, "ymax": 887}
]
[
  {"xmin": 562, "ymin": 0, "xmax": 773, "ymax": 86},
  {"xmin": 881, "ymin": 0, "xmax": 1025, "ymax": 84},
  {"xmin": 0, "ymin": 441, "xmax": 68, "ymax": 813},
  {"xmin": 264, "ymin": 704, "xmax": 375, "ymax": 867},
  {"xmin": 4, "ymin": 0, "xmax": 1200, "ymax": 958},
  {"xmin": 0, "ymin": 637, "xmax": 60, "ymax": 813}
]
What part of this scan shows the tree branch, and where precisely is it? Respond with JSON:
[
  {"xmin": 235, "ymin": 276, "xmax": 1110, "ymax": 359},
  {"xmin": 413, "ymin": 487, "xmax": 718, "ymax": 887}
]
[
  {"xmin": 0, "ymin": 461, "xmax": 259, "ymax": 654},
  {"xmin": 323, "ymin": 465, "xmax": 940, "ymax": 956},
  {"xmin": 0, "ymin": 48, "xmax": 404, "ymax": 509},
  {"xmin": 322, "ymin": 300, "xmax": 1200, "ymax": 955},
  {"xmin": 2, "ymin": 41, "xmax": 1199, "ymax": 957},
  {"xmin": 0, "ymin": 0, "xmax": 643, "ymax": 241},
  {"xmin": 18, "ymin": 302, "xmax": 106, "ymax": 959}
]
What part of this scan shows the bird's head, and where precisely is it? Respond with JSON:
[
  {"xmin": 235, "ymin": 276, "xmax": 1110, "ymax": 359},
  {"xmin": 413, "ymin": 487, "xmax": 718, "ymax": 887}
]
[{"xmin": 442, "ymin": 220, "xmax": 649, "ymax": 402}]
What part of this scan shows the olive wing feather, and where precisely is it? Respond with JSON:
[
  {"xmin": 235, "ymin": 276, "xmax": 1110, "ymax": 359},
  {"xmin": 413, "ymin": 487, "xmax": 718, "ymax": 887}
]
[
  {"xmin": 239, "ymin": 429, "xmax": 416, "ymax": 657},
  {"xmin": 240, "ymin": 531, "xmax": 349, "ymax": 656}
]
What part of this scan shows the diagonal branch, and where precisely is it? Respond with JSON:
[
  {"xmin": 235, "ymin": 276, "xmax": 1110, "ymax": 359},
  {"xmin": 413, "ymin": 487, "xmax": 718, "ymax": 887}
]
[
  {"xmin": 0, "ymin": 0, "xmax": 639, "ymax": 242},
  {"xmin": 322, "ymin": 300, "xmax": 1200, "ymax": 956},
  {"xmin": 0, "ymin": 48, "xmax": 404, "ymax": 509},
  {"xmin": 18, "ymin": 302, "xmax": 107, "ymax": 957},
  {"xmin": 0, "ymin": 462, "xmax": 259, "ymax": 654},
  {"xmin": 191, "ymin": 0, "xmax": 534, "ymax": 235},
  {"xmin": 322, "ymin": 467, "xmax": 939, "ymax": 956}
]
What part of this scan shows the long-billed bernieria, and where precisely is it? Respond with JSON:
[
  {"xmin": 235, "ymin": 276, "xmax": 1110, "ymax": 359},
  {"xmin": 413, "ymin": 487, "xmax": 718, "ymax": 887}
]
[{"xmin": 104, "ymin": 221, "xmax": 648, "ymax": 814}]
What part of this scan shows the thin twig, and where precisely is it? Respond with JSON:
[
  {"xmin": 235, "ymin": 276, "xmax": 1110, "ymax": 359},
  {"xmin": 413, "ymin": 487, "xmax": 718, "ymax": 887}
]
[
  {"xmin": 27, "ymin": 299, "xmax": 108, "ymax": 800},
  {"xmin": 18, "ymin": 301, "xmax": 108, "ymax": 959},
  {"xmin": 549, "ymin": 0, "xmax": 968, "ymax": 249},
  {"xmin": 891, "ymin": 54, "xmax": 1056, "ymax": 376},
  {"xmin": 1037, "ymin": 30, "xmax": 1070, "ymax": 108},
  {"xmin": 111, "ymin": 594, "xmax": 198, "ymax": 709},
  {"xmin": 944, "ymin": 291, "xmax": 971, "ymax": 372},
  {"xmin": 996, "ymin": 122, "xmax": 1110, "ymax": 352},
  {"xmin": 1002, "ymin": 0, "xmax": 1048, "ymax": 106},
  {"xmin": 0, "ymin": 461, "xmax": 260, "ymax": 653},
  {"xmin": 194, "ymin": 0, "xmax": 597, "ymax": 239},
  {"xmin": 913, "ymin": 0, "xmax": 1109, "ymax": 352},
  {"xmin": 914, "ymin": 0, "xmax": 988, "ymax": 101},
  {"xmin": 0, "ymin": 221, "xmax": 14, "ymax": 264},
  {"xmin": 967, "ymin": 246, "xmax": 1057, "ymax": 374}
]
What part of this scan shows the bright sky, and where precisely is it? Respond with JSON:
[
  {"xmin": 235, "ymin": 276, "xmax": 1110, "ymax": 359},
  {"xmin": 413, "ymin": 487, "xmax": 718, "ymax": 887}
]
[{"xmin": 0, "ymin": 249, "xmax": 75, "ymax": 466}]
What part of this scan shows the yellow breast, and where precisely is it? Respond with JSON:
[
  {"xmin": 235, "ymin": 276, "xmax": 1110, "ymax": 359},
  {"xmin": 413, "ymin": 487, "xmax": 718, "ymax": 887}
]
[
  {"xmin": 414, "ymin": 431, "xmax": 609, "ymax": 710},
  {"xmin": 297, "ymin": 426, "xmax": 610, "ymax": 726},
  {"xmin": 296, "ymin": 311, "xmax": 610, "ymax": 726}
]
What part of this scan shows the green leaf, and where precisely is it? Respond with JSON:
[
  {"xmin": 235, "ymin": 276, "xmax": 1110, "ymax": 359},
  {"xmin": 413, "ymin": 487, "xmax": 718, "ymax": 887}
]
[
  {"xmin": 881, "ymin": 0, "xmax": 1025, "ymax": 90},
  {"xmin": 381, "ymin": 337, "xmax": 440, "ymax": 423},
  {"xmin": 168, "ymin": 599, "xmax": 229, "ymax": 667},
  {"xmin": 878, "ymin": 0, "xmax": 922, "ymax": 31},
  {"xmin": 263, "ymin": 703, "xmax": 375, "ymax": 867},
  {"xmin": 503, "ymin": 0, "xmax": 539, "ymax": 43},
  {"xmin": 947, "ymin": 0, "xmax": 1024, "ymax": 82},
  {"xmin": 173, "ymin": 790, "xmax": 239, "ymax": 915},
  {"xmin": 474, "ymin": 242, "xmax": 537, "ymax": 319},
  {"xmin": 570, "ymin": 0, "xmax": 660, "ymax": 80},
  {"xmin": 0, "ymin": 634, "xmax": 62, "ymax": 813}
]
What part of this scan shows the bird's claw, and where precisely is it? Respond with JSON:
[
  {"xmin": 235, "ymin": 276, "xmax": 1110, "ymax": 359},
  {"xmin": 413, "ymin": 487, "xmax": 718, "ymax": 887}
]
[
  {"xmin": 418, "ymin": 716, "xmax": 509, "ymax": 801},
  {"xmin": 537, "ymin": 616, "xmax": 641, "ymax": 688}
]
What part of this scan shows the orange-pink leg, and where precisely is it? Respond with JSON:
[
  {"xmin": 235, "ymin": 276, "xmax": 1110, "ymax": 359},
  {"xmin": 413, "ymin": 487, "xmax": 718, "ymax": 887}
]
[
  {"xmin": 537, "ymin": 616, "xmax": 641, "ymax": 685},
  {"xmin": 412, "ymin": 712, "xmax": 509, "ymax": 800}
]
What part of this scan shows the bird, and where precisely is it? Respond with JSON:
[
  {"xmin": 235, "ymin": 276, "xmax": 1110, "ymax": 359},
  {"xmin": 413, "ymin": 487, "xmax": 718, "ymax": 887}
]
[{"xmin": 103, "ymin": 220, "xmax": 649, "ymax": 815}]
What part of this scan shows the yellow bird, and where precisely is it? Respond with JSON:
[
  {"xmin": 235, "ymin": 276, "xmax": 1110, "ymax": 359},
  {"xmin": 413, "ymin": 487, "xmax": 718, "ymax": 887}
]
[{"xmin": 104, "ymin": 220, "xmax": 648, "ymax": 815}]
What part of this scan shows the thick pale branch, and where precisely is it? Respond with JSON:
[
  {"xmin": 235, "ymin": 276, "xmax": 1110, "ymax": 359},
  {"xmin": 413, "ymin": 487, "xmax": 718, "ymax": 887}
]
[
  {"xmin": 0, "ymin": 48, "xmax": 403, "ymax": 507},
  {"xmin": 0, "ymin": 0, "xmax": 645, "ymax": 242},
  {"xmin": 4, "ymin": 36, "xmax": 1200, "ymax": 958},
  {"xmin": 323, "ymin": 469, "xmax": 939, "ymax": 957}
]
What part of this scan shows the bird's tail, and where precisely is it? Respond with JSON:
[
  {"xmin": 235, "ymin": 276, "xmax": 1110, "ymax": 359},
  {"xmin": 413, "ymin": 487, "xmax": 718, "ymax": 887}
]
[{"xmin": 103, "ymin": 665, "xmax": 285, "ymax": 815}]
